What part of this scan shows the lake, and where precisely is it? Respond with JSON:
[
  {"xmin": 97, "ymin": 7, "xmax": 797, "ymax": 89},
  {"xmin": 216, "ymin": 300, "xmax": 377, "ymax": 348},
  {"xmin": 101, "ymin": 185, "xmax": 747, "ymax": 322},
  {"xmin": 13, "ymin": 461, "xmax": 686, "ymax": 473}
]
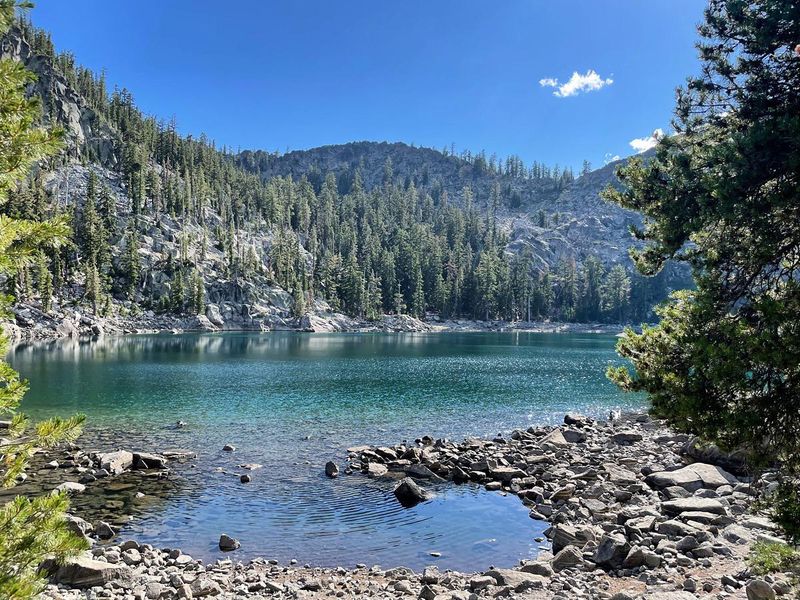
[{"xmin": 9, "ymin": 331, "xmax": 644, "ymax": 571}]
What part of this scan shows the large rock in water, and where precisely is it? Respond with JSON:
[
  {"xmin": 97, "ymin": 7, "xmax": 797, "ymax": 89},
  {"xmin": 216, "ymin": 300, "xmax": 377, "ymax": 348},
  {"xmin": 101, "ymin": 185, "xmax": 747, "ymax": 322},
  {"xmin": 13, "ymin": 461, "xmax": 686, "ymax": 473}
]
[
  {"xmin": 324, "ymin": 461, "xmax": 339, "ymax": 478},
  {"xmin": 43, "ymin": 555, "xmax": 132, "ymax": 588},
  {"xmin": 64, "ymin": 514, "xmax": 93, "ymax": 539},
  {"xmin": 219, "ymin": 534, "xmax": 240, "ymax": 551},
  {"xmin": 646, "ymin": 463, "xmax": 738, "ymax": 492},
  {"xmin": 393, "ymin": 477, "xmax": 431, "ymax": 507},
  {"xmin": 100, "ymin": 450, "xmax": 133, "ymax": 475},
  {"xmin": 132, "ymin": 452, "xmax": 168, "ymax": 469},
  {"xmin": 54, "ymin": 481, "xmax": 86, "ymax": 495}
]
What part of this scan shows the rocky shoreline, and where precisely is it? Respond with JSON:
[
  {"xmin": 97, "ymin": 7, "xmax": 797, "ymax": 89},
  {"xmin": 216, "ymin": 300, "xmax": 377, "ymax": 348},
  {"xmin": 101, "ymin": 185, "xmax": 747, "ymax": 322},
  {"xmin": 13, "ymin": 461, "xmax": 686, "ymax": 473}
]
[
  {"xmin": 33, "ymin": 413, "xmax": 796, "ymax": 599},
  {"xmin": 5, "ymin": 299, "xmax": 624, "ymax": 344}
]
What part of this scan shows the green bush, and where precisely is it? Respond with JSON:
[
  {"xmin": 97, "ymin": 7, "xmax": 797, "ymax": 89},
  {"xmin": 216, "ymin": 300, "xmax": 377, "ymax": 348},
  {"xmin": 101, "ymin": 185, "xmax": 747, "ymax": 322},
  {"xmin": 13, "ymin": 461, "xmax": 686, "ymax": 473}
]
[{"xmin": 748, "ymin": 541, "xmax": 799, "ymax": 576}]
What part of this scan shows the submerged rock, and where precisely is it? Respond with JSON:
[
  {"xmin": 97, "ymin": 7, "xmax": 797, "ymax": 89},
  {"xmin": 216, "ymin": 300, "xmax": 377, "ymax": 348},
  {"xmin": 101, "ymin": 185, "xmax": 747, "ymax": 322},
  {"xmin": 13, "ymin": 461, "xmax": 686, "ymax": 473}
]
[
  {"xmin": 54, "ymin": 481, "xmax": 86, "ymax": 495},
  {"xmin": 325, "ymin": 461, "xmax": 339, "ymax": 478}
]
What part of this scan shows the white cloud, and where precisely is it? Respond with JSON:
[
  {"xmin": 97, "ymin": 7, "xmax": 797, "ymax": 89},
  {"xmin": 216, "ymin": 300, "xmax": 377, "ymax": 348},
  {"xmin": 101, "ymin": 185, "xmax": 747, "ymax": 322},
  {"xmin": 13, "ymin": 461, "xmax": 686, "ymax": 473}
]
[
  {"xmin": 604, "ymin": 153, "xmax": 621, "ymax": 165},
  {"xmin": 629, "ymin": 128, "xmax": 664, "ymax": 153},
  {"xmin": 539, "ymin": 69, "xmax": 613, "ymax": 98}
]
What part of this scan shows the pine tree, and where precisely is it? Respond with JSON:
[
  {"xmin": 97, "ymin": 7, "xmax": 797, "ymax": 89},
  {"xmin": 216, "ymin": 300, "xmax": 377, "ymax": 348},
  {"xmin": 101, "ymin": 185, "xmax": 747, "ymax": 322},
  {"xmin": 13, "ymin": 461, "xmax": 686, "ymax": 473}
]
[
  {"xmin": 84, "ymin": 260, "xmax": 102, "ymax": 315},
  {"xmin": 191, "ymin": 269, "xmax": 204, "ymax": 315},
  {"xmin": 78, "ymin": 171, "xmax": 109, "ymax": 274},
  {"xmin": 170, "ymin": 269, "xmax": 185, "ymax": 313},
  {"xmin": 35, "ymin": 252, "xmax": 52, "ymax": 312},
  {"xmin": 603, "ymin": 0, "xmax": 800, "ymax": 542},
  {"xmin": 0, "ymin": 3, "xmax": 87, "ymax": 597},
  {"xmin": 292, "ymin": 283, "xmax": 305, "ymax": 318},
  {"xmin": 600, "ymin": 265, "xmax": 631, "ymax": 324},
  {"xmin": 393, "ymin": 285, "xmax": 406, "ymax": 315},
  {"xmin": 121, "ymin": 226, "xmax": 141, "ymax": 300},
  {"xmin": 98, "ymin": 183, "xmax": 116, "ymax": 238},
  {"xmin": 576, "ymin": 256, "xmax": 604, "ymax": 322},
  {"xmin": 410, "ymin": 259, "xmax": 425, "ymax": 318},
  {"xmin": 365, "ymin": 270, "xmax": 382, "ymax": 321}
]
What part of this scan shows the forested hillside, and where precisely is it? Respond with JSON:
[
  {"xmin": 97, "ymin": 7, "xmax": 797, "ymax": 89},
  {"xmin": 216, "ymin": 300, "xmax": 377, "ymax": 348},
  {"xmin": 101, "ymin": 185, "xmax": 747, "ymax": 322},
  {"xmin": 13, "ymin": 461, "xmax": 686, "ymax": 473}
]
[{"xmin": 0, "ymin": 18, "xmax": 688, "ymax": 334}]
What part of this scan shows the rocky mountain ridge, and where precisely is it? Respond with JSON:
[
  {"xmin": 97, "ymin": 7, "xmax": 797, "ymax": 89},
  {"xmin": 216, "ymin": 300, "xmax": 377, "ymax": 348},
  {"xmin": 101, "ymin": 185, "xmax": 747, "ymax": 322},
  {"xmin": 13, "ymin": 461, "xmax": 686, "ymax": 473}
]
[
  {"xmin": 238, "ymin": 141, "xmax": 648, "ymax": 270},
  {"xmin": 0, "ymin": 22, "xmax": 687, "ymax": 339}
]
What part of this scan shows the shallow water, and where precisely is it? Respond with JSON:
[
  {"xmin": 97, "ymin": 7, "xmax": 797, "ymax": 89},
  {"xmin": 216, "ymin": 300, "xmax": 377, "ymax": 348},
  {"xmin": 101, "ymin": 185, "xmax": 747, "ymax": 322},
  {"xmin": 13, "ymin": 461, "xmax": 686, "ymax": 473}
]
[{"xmin": 10, "ymin": 331, "xmax": 643, "ymax": 571}]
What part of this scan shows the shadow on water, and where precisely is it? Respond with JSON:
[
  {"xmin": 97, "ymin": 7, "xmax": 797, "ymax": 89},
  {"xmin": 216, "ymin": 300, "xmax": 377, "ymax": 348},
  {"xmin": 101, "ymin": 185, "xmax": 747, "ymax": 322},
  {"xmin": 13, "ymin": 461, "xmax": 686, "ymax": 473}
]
[{"xmin": 8, "ymin": 331, "xmax": 642, "ymax": 571}]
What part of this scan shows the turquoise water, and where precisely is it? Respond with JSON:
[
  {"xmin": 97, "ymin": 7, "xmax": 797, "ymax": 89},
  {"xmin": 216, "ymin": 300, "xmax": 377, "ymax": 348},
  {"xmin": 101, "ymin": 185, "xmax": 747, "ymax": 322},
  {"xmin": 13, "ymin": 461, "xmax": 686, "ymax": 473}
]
[{"xmin": 10, "ymin": 331, "xmax": 643, "ymax": 571}]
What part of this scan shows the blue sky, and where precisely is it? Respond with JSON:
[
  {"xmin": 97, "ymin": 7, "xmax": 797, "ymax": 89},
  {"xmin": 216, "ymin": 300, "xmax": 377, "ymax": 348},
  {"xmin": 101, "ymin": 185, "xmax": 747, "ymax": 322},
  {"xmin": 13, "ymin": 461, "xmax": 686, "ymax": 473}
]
[{"xmin": 31, "ymin": 0, "xmax": 707, "ymax": 170}]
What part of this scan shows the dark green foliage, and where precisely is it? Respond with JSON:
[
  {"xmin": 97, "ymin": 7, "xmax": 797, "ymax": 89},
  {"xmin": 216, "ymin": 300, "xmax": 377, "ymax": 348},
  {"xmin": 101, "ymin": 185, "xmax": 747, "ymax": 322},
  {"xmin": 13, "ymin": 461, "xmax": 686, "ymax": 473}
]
[
  {"xmin": 0, "ymin": 2, "xmax": 87, "ymax": 597},
  {"xmin": 604, "ymin": 0, "xmax": 800, "ymax": 542},
  {"xmin": 747, "ymin": 540, "xmax": 799, "ymax": 576},
  {"xmin": 0, "ymin": 492, "xmax": 89, "ymax": 600}
]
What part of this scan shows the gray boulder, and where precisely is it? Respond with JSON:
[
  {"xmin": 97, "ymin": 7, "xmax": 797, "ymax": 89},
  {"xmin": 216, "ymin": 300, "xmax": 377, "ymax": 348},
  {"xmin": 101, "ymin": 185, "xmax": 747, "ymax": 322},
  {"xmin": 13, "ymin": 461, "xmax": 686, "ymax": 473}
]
[
  {"xmin": 393, "ymin": 477, "xmax": 431, "ymax": 507},
  {"xmin": 64, "ymin": 515, "xmax": 93, "ymax": 540},
  {"xmin": 190, "ymin": 577, "xmax": 223, "ymax": 597},
  {"xmin": 662, "ymin": 497, "xmax": 728, "ymax": 516},
  {"xmin": 99, "ymin": 450, "xmax": 133, "ymax": 475},
  {"xmin": 484, "ymin": 569, "xmax": 546, "ymax": 592},
  {"xmin": 219, "ymin": 534, "xmax": 240, "ymax": 551},
  {"xmin": 489, "ymin": 466, "xmax": 527, "ymax": 483},
  {"xmin": 551, "ymin": 545, "xmax": 584, "ymax": 572},
  {"xmin": 539, "ymin": 428, "xmax": 569, "ymax": 449},
  {"xmin": 682, "ymin": 436, "xmax": 747, "ymax": 474},
  {"xmin": 593, "ymin": 533, "xmax": 630, "ymax": 569},
  {"xmin": 325, "ymin": 461, "xmax": 339, "ymax": 478},
  {"xmin": 612, "ymin": 430, "xmax": 643, "ymax": 444},
  {"xmin": 44, "ymin": 555, "xmax": 131, "ymax": 588},
  {"xmin": 205, "ymin": 304, "xmax": 225, "ymax": 327},
  {"xmin": 564, "ymin": 413, "xmax": 591, "ymax": 427},
  {"xmin": 95, "ymin": 521, "xmax": 117, "ymax": 540},
  {"xmin": 746, "ymin": 579, "xmax": 776, "ymax": 600},
  {"xmin": 132, "ymin": 452, "xmax": 168, "ymax": 469},
  {"xmin": 54, "ymin": 481, "xmax": 86, "ymax": 495},
  {"xmin": 551, "ymin": 523, "xmax": 595, "ymax": 553},
  {"xmin": 646, "ymin": 463, "xmax": 738, "ymax": 492}
]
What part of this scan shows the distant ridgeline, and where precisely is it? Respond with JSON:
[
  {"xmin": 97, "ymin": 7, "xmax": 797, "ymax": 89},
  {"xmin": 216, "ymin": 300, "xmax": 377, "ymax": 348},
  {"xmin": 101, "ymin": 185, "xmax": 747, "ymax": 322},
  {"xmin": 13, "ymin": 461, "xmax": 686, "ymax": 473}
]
[{"xmin": 0, "ymin": 18, "xmax": 689, "ymax": 325}]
